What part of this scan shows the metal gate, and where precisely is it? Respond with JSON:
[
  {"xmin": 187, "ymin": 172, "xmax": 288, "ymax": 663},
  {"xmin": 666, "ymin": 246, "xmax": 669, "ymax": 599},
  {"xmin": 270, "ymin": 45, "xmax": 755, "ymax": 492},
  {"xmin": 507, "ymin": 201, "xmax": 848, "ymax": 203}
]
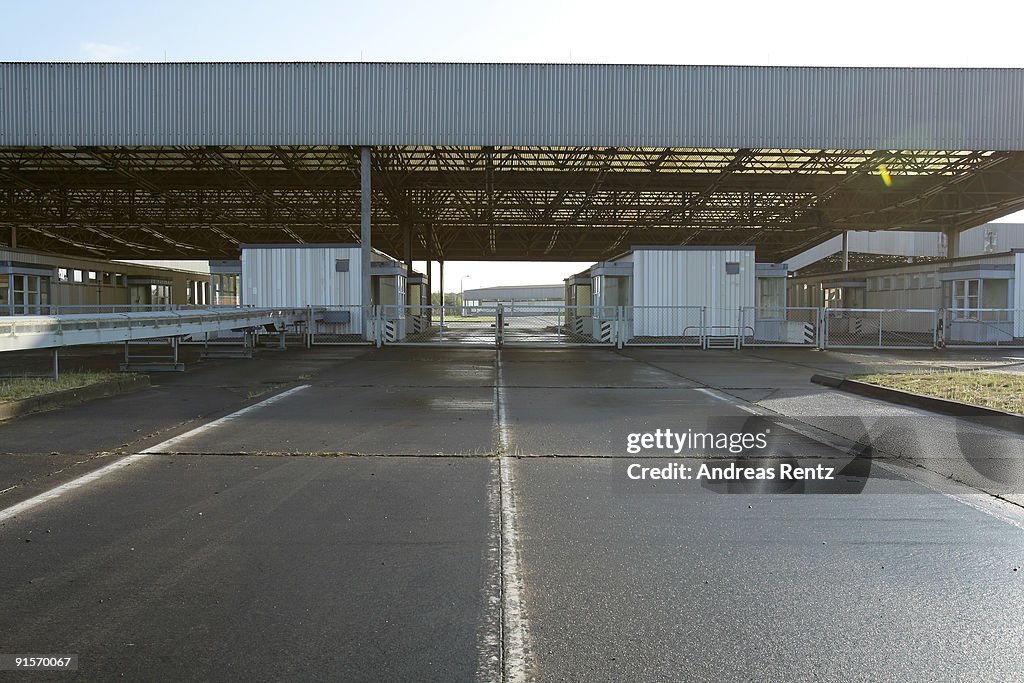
[{"xmin": 378, "ymin": 304, "xmax": 616, "ymax": 347}]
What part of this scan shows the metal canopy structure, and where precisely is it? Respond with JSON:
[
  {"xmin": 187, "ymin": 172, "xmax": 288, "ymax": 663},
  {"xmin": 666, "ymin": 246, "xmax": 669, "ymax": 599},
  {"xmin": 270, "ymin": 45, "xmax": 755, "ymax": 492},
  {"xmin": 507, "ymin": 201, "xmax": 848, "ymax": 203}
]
[{"xmin": 2, "ymin": 63, "xmax": 1024, "ymax": 263}]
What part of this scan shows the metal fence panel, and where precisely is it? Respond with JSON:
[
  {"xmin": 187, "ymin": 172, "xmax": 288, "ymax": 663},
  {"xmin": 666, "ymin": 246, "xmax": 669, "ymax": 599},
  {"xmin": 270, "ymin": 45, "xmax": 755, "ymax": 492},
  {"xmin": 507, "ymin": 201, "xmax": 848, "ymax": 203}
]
[
  {"xmin": 943, "ymin": 308, "xmax": 1024, "ymax": 348},
  {"xmin": 502, "ymin": 304, "xmax": 613, "ymax": 346},
  {"xmin": 310, "ymin": 305, "xmax": 373, "ymax": 345},
  {"xmin": 739, "ymin": 307, "xmax": 819, "ymax": 347},
  {"xmin": 380, "ymin": 305, "xmax": 498, "ymax": 346},
  {"xmin": 824, "ymin": 308, "xmax": 938, "ymax": 349},
  {"xmin": 623, "ymin": 306, "xmax": 705, "ymax": 346}
]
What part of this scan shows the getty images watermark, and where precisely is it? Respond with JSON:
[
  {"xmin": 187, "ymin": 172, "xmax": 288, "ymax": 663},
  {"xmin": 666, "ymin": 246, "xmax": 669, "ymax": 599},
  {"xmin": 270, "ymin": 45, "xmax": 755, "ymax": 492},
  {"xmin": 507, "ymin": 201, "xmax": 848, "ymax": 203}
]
[{"xmin": 614, "ymin": 415, "xmax": 1024, "ymax": 495}]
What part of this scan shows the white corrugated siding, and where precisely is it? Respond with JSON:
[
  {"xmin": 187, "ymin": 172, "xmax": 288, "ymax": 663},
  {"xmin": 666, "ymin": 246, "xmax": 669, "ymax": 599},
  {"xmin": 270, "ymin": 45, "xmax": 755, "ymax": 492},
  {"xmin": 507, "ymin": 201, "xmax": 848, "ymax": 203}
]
[
  {"xmin": 241, "ymin": 246, "xmax": 363, "ymax": 329},
  {"xmin": 3, "ymin": 63, "xmax": 1024, "ymax": 149},
  {"xmin": 631, "ymin": 248, "xmax": 755, "ymax": 335}
]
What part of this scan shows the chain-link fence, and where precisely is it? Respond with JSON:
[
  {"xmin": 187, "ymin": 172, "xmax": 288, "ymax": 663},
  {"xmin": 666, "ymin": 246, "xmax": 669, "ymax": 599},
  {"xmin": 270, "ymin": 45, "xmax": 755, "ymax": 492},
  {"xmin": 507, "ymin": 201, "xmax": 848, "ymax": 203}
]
[
  {"xmin": 309, "ymin": 305, "xmax": 373, "ymax": 345},
  {"xmin": 295, "ymin": 304, "xmax": 1024, "ymax": 350},
  {"xmin": 379, "ymin": 304, "xmax": 498, "ymax": 346},
  {"xmin": 622, "ymin": 306, "xmax": 705, "ymax": 346},
  {"xmin": 823, "ymin": 308, "xmax": 938, "ymax": 349},
  {"xmin": 943, "ymin": 308, "xmax": 1024, "ymax": 348},
  {"xmin": 502, "ymin": 303, "xmax": 612, "ymax": 346},
  {"xmin": 739, "ymin": 307, "xmax": 819, "ymax": 347}
]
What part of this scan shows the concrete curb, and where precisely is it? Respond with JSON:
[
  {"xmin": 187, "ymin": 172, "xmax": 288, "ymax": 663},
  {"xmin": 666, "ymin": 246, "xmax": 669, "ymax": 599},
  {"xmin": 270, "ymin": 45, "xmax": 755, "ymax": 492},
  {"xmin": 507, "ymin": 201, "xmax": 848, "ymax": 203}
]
[
  {"xmin": 0, "ymin": 375, "xmax": 151, "ymax": 423},
  {"xmin": 810, "ymin": 373, "xmax": 1024, "ymax": 423}
]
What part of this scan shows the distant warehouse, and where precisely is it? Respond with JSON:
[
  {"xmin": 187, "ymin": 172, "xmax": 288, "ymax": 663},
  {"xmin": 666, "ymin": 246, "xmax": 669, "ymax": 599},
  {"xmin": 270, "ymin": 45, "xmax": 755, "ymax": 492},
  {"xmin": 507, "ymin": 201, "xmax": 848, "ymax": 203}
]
[{"xmin": 462, "ymin": 285, "xmax": 564, "ymax": 307}]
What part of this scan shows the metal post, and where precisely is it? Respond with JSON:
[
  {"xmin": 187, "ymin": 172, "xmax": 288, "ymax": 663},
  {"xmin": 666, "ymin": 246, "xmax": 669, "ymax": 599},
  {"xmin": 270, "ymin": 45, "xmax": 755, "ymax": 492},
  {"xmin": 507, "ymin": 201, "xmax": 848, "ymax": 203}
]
[
  {"xmin": 841, "ymin": 231, "xmax": 849, "ymax": 272},
  {"xmin": 439, "ymin": 260, "xmax": 445, "ymax": 328},
  {"xmin": 375, "ymin": 306, "xmax": 383, "ymax": 348},
  {"xmin": 10, "ymin": 226, "xmax": 16, "ymax": 249},
  {"xmin": 306, "ymin": 305, "xmax": 313, "ymax": 348},
  {"xmin": 879, "ymin": 310, "xmax": 884, "ymax": 347},
  {"xmin": 496, "ymin": 303, "xmax": 504, "ymax": 347},
  {"xmin": 617, "ymin": 305, "xmax": 625, "ymax": 349},
  {"xmin": 360, "ymin": 146, "xmax": 373, "ymax": 341},
  {"xmin": 403, "ymin": 224, "xmax": 413, "ymax": 275},
  {"xmin": 52, "ymin": 347, "xmax": 59, "ymax": 381},
  {"xmin": 700, "ymin": 307, "xmax": 707, "ymax": 349}
]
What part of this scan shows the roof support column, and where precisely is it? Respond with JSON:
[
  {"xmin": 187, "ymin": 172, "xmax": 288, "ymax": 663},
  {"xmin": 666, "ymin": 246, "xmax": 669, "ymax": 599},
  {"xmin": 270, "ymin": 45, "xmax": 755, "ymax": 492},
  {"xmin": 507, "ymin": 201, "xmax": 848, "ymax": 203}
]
[
  {"xmin": 401, "ymin": 225, "xmax": 413, "ymax": 276},
  {"xmin": 841, "ymin": 231, "xmax": 849, "ymax": 271},
  {"xmin": 9, "ymin": 226, "xmax": 16, "ymax": 249},
  {"xmin": 944, "ymin": 227, "xmax": 960, "ymax": 259},
  {"xmin": 360, "ymin": 147, "xmax": 372, "ymax": 336}
]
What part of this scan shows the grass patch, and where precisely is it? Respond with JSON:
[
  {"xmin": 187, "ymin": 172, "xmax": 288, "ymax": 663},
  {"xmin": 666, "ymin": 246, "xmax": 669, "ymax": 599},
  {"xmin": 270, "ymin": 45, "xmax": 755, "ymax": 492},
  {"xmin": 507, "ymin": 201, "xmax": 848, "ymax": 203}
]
[
  {"xmin": 0, "ymin": 371, "xmax": 128, "ymax": 403},
  {"xmin": 854, "ymin": 370, "xmax": 1024, "ymax": 414}
]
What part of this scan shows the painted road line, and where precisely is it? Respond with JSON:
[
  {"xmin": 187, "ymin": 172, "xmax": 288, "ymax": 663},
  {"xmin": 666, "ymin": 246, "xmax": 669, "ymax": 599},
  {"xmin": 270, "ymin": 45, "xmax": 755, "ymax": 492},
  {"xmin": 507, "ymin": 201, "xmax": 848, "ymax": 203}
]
[
  {"xmin": 494, "ymin": 350, "xmax": 531, "ymax": 682},
  {"xmin": 476, "ymin": 460, "xmax": 503, "ymax": 683},
  {"xmin": 140, "ymin": 384, "xmax": 311, "ymax": 453},
  {"xmin": 499, "ymin": 455, "xmax": 530, "ymax": 683},
  {"xmin": 495, "ymin": 350, "xmax": 511, "ymax": 456},
  {"xmin": 0, "ymin": 384, "xmax": 310, "ymax": 524}
]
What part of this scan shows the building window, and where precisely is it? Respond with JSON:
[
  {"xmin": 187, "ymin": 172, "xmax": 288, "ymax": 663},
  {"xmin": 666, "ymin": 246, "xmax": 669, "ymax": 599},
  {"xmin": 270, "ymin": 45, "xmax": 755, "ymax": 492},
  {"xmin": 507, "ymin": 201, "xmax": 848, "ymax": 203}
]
[
  {"xmin": 757, "ymin": 278, "xmax": 785, "ymax": 319},
  {"xmin": 1, "ymin": 274, "xmax": 50, "ymax": 315},
  {"xmin": 73, "ymin": 269, "xmax": 84, "ymax": 283},
  {"xmin": 212, "ymin": 273, "xmax": 239, "ymax": 306},
  {"xmin": 58, "ymin": 267, "xmax": 70, "ymax": 282},
  {"xmin": 951, "ymin": 279, "xmax": 980, "ymax": 320}
]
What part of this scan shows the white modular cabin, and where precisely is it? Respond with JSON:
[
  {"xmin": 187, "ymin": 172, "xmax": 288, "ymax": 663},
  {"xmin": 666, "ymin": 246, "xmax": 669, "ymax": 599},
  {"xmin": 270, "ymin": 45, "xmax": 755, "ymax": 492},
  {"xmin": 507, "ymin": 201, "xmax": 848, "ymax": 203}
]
[
  {"xmin": 608, "ymin": 246, "xmax": 757, "ymax": 340},
  {"xmin": 240, "ymin": 244, "xmax": 408, "ymax": 340},
  {"xmin": 563, "ymin": 270, "xmax": 594, "ymax": 338},
  {"xmin": 751, "ymin": 263, "xmax": 812, "ymax": 343}
]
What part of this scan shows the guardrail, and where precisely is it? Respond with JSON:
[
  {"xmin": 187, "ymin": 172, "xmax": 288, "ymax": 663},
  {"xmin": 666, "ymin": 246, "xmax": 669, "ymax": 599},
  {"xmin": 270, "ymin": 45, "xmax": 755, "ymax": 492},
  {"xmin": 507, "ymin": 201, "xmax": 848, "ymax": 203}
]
[{"xmin": 0, "ymin": 307, "xmax": 310, "ymax": 353}]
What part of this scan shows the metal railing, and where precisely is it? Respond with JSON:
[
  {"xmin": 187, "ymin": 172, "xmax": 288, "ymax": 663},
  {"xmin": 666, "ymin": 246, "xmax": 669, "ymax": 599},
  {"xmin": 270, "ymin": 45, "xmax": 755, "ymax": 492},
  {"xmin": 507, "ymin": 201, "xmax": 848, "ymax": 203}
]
[
  {"xmin": 503, "ymin": 303, "xmax": 613, "ymax": 346},
  {"xmin": 738, "ymin": 306, "xmax": 820, "ymax": 347},
  {"xmin": 942, "ymin": 308, "xmax": 1024, "ymax": 348},
  {"xmin": 621, "ymin": 306, "xmax": 705, "ymax": 346},
  {"xmin": 309, "ymin": 305, "xmax": 374, "ymax": 345},
  {"xmin": 822, "ymin": 308, "xmax": 939, "ymax": 349}
]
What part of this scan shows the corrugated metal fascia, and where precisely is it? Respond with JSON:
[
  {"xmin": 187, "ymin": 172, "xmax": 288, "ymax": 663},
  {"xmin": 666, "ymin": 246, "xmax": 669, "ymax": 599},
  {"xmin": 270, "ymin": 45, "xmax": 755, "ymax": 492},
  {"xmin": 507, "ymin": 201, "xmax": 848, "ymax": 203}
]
[{"xmin": 4, "ymin": 63, "xmax": 1024, "ymax": 149}]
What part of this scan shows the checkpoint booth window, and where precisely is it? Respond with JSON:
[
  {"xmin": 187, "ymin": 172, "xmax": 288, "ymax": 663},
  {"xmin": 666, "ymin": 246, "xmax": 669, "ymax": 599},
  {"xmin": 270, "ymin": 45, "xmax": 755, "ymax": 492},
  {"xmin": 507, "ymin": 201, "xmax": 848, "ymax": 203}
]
[
  {"xmin": 127, "ymin": 276, "xmax": 173, "ymax": 310},
  {"xmin": 0, "ymin": 261, "xmax": 52, "ymax": 315},
  {"xmin": 209, "ymin": 260, "xmax": 241, "ymax": 306}
]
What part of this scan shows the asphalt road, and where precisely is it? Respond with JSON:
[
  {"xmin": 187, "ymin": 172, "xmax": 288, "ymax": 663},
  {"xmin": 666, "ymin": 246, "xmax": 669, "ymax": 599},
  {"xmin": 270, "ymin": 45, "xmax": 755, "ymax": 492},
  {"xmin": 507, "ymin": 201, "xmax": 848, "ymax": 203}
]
[{"xmin": 1, "ymin": 345, "xmax": 1023, "ymax": 681}]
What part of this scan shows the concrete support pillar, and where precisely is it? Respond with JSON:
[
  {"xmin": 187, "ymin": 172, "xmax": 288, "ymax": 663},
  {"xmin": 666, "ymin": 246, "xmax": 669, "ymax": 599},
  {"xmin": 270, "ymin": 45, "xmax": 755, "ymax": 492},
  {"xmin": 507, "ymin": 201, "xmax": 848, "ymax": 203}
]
[
  {"xmin": 944, "ymin": 227, "xmax": 960, "ymax": 259},
  {"xmin": 360, "ymin": 147, "xmax": 372, "ymax": 336},
  {"xmin": 439, "ymin": 259, "xmax": 445, "ymax": 326},
  {"xmin": 403, "ymin": 225, "xmax": 413, "ymax": 272},
  {"xmin": 841, "ymin": 231, "xmax": 849, "ymax": 272}
]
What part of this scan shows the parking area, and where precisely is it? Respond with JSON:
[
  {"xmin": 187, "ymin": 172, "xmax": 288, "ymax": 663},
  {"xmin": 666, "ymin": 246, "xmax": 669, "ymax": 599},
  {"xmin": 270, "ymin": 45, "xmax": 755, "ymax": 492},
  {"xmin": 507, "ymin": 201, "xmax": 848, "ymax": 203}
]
[{"xmin": 1, "ymin": 345, "xmax": 1023, "ymax": 681}]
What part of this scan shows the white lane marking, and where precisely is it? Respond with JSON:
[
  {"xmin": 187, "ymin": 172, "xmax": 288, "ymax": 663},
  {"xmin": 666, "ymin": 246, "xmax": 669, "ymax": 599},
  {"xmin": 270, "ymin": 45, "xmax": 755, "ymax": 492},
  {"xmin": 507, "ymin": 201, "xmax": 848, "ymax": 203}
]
[
  {"xmin": 477, "ymin": 459, "xmax": 503, "ymax": 683},
  {"xmin": 495, "ymin": 350, "xmax": 511, "ymax": 455},
  {"xmin": 695, "ymin": 386, "xmax": 759, "ymax": 414},
  {"xmin": 0, "ymin": 384, "xmax": 310, "ymax": 524},
  {"xmin": 494, "ymin": 350, "xmax": 530, "ymax": 682},
  {"xmin": 140, "ymin": 384, "xmax": 311, "ymax": 453},
  {"xmin": 693, "ymin": 385, "xmax": 1024, "ymax": 531},
  {"xmin": 499, "ymin": 455, "xmax": 530, "ymax": 682}
]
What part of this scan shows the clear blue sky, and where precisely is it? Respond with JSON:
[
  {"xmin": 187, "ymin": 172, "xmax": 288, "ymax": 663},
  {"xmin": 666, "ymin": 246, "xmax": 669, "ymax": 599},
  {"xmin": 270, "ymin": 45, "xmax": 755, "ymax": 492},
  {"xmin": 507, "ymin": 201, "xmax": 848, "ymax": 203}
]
[
  {"xmin": 6, "ymin": 1, "xmax": 1024, "ymax": 288},
  {"xmin": 5, "ymin": 0, "xmax": 1024, "ymax": 66}
]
